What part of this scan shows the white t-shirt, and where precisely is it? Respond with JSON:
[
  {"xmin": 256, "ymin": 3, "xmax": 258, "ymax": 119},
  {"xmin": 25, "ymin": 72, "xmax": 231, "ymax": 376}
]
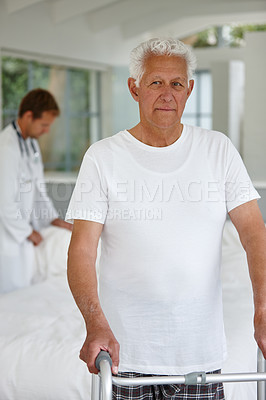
[{"xmin": 66, "ymin": 125, "xmax": 260, "ymax": 375}]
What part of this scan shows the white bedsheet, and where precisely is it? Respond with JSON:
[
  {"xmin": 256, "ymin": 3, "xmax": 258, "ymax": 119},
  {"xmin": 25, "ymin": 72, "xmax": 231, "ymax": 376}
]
[
  {"xmin": 0, "ymin": 221, "xmax": 261, "ymax": 400},
  {"xmin": 0, "ymin": 277, "xmax": 91, "ymax": 400},
  {"xmin": 33, "ymin": 225, "xmax": 72, "ymax": 282}
]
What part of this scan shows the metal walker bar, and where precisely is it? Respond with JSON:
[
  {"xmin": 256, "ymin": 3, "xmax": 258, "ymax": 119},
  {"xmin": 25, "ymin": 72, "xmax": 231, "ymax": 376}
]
[{"xmin": 92, "ymin": 349, "xmax": 266, "ymax": 400}]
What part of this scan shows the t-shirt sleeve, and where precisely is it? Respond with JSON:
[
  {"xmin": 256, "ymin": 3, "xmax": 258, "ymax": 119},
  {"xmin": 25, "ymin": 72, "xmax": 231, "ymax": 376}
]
[
  {"xmin": 225, "ymin": 139, "xmax": 260, "ymax": 213},
  {"xmin": 65, "ymin": 150, "xmax": 108, "ymax": 224}
]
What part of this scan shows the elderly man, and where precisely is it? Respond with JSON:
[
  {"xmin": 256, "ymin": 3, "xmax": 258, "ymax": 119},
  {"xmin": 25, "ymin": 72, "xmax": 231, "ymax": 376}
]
[
  {"xmin": 66, "ymin": 38, "xmax": 266, "ymax": 399},
  {"xmin": 0, "ymin": 88, "xmax": 72, "ymax": 293}
]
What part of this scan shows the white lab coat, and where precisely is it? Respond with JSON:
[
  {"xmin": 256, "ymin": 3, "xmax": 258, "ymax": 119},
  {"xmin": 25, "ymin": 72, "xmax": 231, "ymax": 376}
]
[{"xmin": 0, "ymin": 123, "xmax": 58, "ymax": 293}]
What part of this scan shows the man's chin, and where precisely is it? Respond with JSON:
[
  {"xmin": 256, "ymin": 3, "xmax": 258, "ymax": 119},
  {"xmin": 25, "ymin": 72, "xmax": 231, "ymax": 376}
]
[
  {"xmin": 30, "ymin": 133, "xmax": 42, "ymax": 139},
  {"xmin": 150, "ymin": 120, "xmax": 181, "ymax": 130}
]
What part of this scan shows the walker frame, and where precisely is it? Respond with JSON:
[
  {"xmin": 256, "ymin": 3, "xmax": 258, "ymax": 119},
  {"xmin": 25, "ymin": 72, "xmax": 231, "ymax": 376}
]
[{"xmin": 91, "ymin": 349, "xmax": 266, "ymax": 400}]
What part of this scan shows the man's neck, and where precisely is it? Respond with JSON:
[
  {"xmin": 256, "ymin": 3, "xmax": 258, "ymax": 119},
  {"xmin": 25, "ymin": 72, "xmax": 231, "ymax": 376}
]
[
  {"xmin": 127, "ymin": 123, "xmax": 183, "ymax": 147},
  {"xmin": 16, "ymin": 118, "xmax": 27, "ymax": 139}
]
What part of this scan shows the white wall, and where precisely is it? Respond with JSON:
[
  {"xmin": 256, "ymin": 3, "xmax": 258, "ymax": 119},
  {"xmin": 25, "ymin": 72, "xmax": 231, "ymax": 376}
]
[
  {"xmin": 112, "ymin": 67, "xmax": 139, "ymax": 134},
  {"xmin": 211, "ymin": 61, "xmax": 230, "ymax": 136},
  {"xmin": 211, "ymin": 60, "xmax": 245, "ymax": 151},
  {"xmin": 243, "ymin": 32, "xmax": 266, "ymax": 182},
  {"xmin": 228, "ymin": 61, "xmax": 245, "ymax": 151}
]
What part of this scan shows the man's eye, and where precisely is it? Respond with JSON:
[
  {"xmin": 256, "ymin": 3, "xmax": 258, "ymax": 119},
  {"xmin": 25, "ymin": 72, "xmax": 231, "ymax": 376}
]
[
  {"xmin": 151, "ymin": 81, "xmax": 161, "ymax": 85},
  {"xmin": 173, "ymin": 82, "xmax": 182, "ymax": 87}
]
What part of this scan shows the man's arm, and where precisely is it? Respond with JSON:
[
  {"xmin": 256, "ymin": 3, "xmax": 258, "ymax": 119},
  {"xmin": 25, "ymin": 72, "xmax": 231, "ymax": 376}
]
[
  {"xmin": 229, "ymin": 199, "xmax": 266, "ymax": 358},
  {"xmin": 67, "ymin": 219, "xmax": 119, "ymax": 374}
]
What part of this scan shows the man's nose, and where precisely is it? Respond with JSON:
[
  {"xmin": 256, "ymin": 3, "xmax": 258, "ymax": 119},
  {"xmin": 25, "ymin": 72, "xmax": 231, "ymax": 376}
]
[{"xmin": 160, "ymin": 86, "xmax": 173, "ymax": 102}]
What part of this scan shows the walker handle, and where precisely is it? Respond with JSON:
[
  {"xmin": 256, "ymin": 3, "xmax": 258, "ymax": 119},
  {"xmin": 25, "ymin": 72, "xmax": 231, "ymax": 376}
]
[
  {"xmin": 95, "ymin": 350, "xmax": 112, "ymax": 371},
  {"xmin": 94, "ymin": 351, "xmax": 113, "ymax": 400}
]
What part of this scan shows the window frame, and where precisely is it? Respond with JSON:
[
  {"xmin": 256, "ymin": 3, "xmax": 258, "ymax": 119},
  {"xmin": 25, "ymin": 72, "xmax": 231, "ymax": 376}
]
[
  {"xmin": 0, "ymin": 48, "xmax": 106, "ymax": 171},
  {"xmin": 182, "ymin": 69, "xmax": 212, "ymax": 130}
]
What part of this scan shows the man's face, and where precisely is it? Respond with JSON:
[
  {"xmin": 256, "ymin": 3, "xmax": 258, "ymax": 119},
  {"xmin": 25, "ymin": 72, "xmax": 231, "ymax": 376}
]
[
  {"xmin": 129, "ymin": 55, "xmax": 194, "ymax": 130},
  {"xmin": 25, "ymin": 111, "xmax": 56, "ymax": 139}
]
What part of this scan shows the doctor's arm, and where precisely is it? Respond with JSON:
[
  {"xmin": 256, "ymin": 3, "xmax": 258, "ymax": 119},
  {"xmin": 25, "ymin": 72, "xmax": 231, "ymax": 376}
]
[
  {"xmin": 67, "ymin": 219, "xmax": 119, "ymax": 374},
  {"xmin": 229, "ymin": 199, "xmax": 266, "ymax": 358},
  {"xmin": 0, "ymin": 145, "xmax": 36, "ymax": 244},
  {"xmin": 51, "ymin": 218, "xmax": 73, "ymax": 231},
  {"xmin": 33, "ymin": 141, "xmax": 72, "ymax": 231}
]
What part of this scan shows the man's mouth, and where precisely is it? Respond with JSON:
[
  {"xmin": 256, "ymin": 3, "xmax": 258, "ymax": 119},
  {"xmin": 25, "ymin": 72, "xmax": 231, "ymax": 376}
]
[{"xmin": 155, "ymin": 108, "xmax": 175, "ymax": 112}]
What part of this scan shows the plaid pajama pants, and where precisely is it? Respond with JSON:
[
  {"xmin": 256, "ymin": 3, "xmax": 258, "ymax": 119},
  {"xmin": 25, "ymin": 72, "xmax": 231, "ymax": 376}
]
[{"xmin": 112, "ymin": 371, "xmax": 225, "ymax": 400}]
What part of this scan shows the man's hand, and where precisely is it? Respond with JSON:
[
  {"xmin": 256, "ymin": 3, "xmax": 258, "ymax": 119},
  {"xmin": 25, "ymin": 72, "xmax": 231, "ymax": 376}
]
[
  {"xmin": 27, "ymin": 230, "xmax": 43, "ymax": 246},
  {"xmin": 254, "ymin": 309, "xmax": 266, "ymax": 358},
  {"xmin": 80, "ymin": 326, "xmax": 120, "ymax": 375},
  {"xmin": 51, "ymin": 218, "xmax": 73, "ymax": 231},
  {"xmin": 80, "ymin": 322, "xmax": 120, "ymax": 375}
]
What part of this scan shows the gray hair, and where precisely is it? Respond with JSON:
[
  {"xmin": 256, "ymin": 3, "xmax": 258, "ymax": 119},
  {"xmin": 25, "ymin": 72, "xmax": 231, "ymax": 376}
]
[{"xmin": 129, "ymin": 37, "xmax": 197, "ymax": 87}]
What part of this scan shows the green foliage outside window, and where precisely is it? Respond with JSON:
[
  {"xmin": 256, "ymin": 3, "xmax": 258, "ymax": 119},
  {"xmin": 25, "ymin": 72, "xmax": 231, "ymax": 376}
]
[
  {"xmin": 229, "ymin": 24, "xmax": 266, "ymax": 47},
  {"xmin": 2, "ymin": 58, "xmax": 28, "ymax": 125},
  {"xmin": 192, "ymin": 27, "xmax": 219, "ymax": 48},
  {"xmin": 190, "ymin": 23, "xmax": 266, "ymax": 48}
]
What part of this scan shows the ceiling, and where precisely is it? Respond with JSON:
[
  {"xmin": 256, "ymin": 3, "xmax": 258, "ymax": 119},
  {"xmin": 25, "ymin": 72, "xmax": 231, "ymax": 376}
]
[
  {"xmin": 1, "ymin": 0, "xmax": 266, "ymax": 66},
  {"xmin": 4, "ymin": 0, "xmax": 266, "ymax": 39}
]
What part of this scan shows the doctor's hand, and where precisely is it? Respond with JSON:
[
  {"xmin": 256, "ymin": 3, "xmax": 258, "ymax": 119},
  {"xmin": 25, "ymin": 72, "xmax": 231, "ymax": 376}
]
[{"xmin": 27, "ymin": 230, "xmax": 43, "ymax": 246}]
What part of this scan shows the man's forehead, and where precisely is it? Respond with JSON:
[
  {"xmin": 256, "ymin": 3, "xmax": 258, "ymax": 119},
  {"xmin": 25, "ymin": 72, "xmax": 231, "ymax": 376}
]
[
  {"xmin": 143, "ymin": 54, "xmax": 186, "ymax": 69},
  {"xmin": 145, "ymin": 54, "xmax": 186, "ymax": 64},
  {"xmin": 142, "ymin": 55, "xmax": 188, "ymax": 79},
  {"xmin": 146, "ymin": 73, "xmax": 187, "ymax": 81},
  {"xmin": 33, "ymin": 111, "xmax": 56, "ymax": 123}
]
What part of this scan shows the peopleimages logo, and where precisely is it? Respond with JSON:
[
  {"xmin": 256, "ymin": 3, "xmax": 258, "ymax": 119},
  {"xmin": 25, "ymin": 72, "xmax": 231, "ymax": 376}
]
[
  {"xmin": 73, "ymin": 179, "xmax": 252, "ymax": 203},
  {"xmin": 15, "ymin": 208, "xmax": 67, "ymax": 220},
  {"xmin": 16, "ymin": 178, "xmax": 252, "ymax": 204},
  {"xmin": 16, "ymin": 180, "xmax": 73, "ymax": 202},
  {"xmin": 107, "ymin": 208, "xmax": 162, "ymax": 220},
  {"xmin": 64, "ymin": 208, "xmax": 163, "ymax": 222}
]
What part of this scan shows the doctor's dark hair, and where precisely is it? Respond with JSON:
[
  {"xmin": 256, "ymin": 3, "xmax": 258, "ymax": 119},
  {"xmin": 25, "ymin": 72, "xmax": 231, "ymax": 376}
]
[
  {"xmin": 129, "ymin": 37, "xmax": 197, "ymax": 87},
  {"xmin": 18, "ymin": 88, "xmax": 60, "ymax": 119}
]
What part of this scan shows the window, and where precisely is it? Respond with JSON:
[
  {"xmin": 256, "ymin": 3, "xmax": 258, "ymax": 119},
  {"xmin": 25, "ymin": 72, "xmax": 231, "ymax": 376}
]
[
  {"xmin": 182, "ymin": 70, "xmax": 212, "ymax": 130},
  {"xmin": 1, "ymin": 57, "xmax": 101, "ymax": 171},
  {"xmin": 182, "ymin": 24, "xmax": 266, "ymax": 48}
]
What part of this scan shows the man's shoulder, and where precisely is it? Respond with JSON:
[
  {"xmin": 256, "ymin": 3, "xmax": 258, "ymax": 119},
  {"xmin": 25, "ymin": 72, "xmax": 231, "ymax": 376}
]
[
  {"xmin": 0, "ymin": 124, "xmax": 18, "ymax": 151},
  {"xmin": 0, "ymin": 125, "xmax": 20, "ymax": 169},
  {"xmin": 85, "ymin": 131, "xmax": 126, "ymax": 157},
  {"xmin": 187, "ymin": 124, "xmax": 230, "ymax": 146},
  {"xmin": 0, "ymin": 123, "xmax": 13, "ymax": 137}
]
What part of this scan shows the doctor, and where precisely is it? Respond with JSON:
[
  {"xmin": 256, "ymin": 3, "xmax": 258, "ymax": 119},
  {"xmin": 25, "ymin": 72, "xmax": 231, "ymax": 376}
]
[{"xmin": 0, "ymin": 88, "xmax": 72, "ymax": 293}]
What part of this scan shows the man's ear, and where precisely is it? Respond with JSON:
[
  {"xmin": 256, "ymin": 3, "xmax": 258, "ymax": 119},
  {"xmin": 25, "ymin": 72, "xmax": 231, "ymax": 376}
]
[
  {"xmin": 128, "ymin": 77, "xmax": 139, "ymax": 102},
  {"xmin": 23, "ymin": 110, "xmax": 34, "ymax": 122},
  {"xmin": 187, "ymin": 79, "xmax": 194, "ymax": 98}
]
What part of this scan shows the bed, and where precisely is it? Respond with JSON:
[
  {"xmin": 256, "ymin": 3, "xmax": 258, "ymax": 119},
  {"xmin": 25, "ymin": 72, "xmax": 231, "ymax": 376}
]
[{"xmin": 0, "ymin": 221, "xmax": 261, "ymax": 400}]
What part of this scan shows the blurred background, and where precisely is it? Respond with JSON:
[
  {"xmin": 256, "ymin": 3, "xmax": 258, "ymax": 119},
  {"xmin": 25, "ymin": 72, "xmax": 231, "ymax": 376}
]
[{"xmin": 0, "ymin": 0, "xmax": 265, "ymax": 217}]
